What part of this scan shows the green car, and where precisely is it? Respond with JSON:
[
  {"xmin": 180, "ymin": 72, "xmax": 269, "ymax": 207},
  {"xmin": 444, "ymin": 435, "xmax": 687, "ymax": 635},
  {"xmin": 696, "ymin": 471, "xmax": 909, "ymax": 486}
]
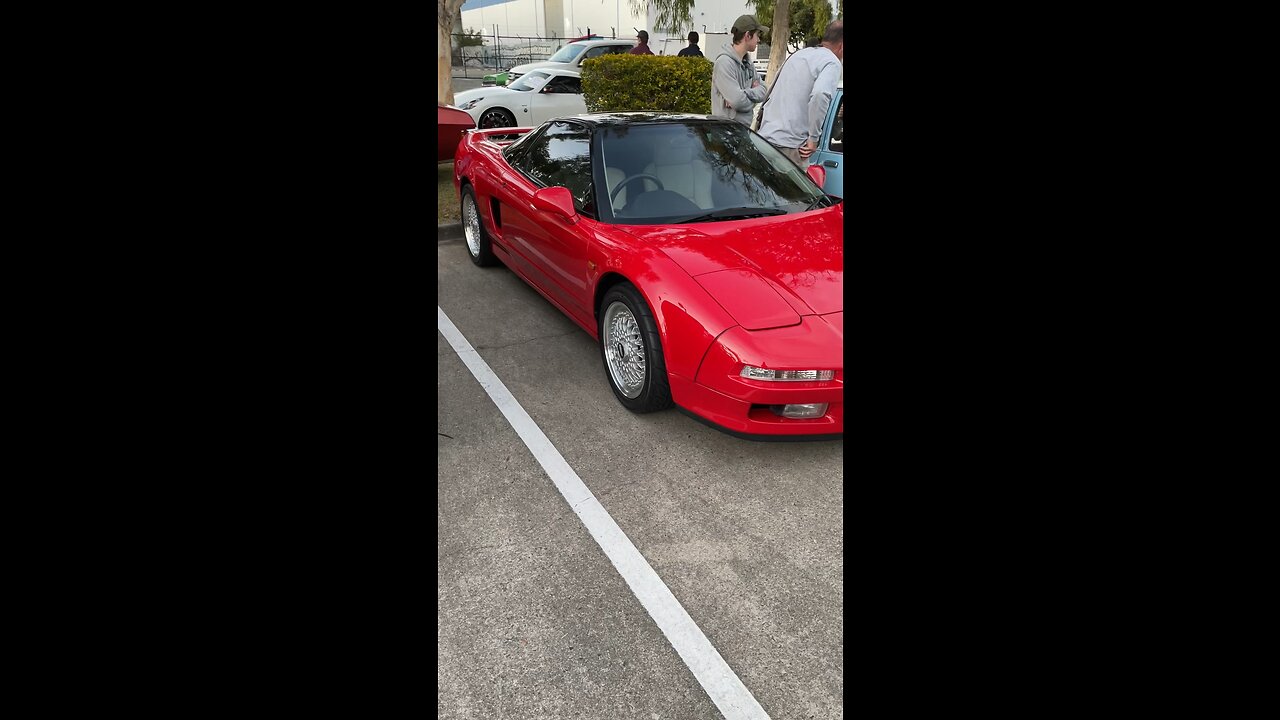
[{"xmin": 481, "ymin": 71, "xmax": 508, "ymax": 86}]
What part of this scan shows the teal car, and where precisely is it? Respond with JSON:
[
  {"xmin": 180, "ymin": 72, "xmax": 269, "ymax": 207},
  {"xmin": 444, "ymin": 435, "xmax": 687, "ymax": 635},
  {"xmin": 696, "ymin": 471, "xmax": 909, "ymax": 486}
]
[{"xmin": 808, "ymin": 82, "xmax": 844, "ymax": 198}]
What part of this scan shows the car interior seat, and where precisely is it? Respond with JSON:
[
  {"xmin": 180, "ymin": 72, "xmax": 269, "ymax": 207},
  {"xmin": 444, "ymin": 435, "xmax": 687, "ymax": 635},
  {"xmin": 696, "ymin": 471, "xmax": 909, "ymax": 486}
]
[
  {"xmin": 602, "ymin": 141, "xmax": 655, "ymax": 211},
  {"xmin": 643, "ymin": 138, "xmax": 713, "ymax": 209},
  {"xmin": 605, "ymin": 166, "xmax": 627, "ymax": 208}
]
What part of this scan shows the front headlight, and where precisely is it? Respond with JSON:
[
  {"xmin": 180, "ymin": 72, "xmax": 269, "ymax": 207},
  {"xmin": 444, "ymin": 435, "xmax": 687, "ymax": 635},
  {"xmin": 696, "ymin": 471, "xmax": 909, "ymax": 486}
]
[
  {"xmin": 740, "ymin": 366, "xmax": 835, "ymax": 381},
  {"xmin": 458, "ymin": 98, "xmax": 482, "ymax": 110}
]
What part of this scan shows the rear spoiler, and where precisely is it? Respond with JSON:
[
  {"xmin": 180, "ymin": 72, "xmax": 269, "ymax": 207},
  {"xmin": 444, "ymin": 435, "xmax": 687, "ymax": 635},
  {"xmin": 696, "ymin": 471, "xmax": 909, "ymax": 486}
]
[{"xmin": 464, "ymin": 127, "xmax": 534, "ymax": 145}]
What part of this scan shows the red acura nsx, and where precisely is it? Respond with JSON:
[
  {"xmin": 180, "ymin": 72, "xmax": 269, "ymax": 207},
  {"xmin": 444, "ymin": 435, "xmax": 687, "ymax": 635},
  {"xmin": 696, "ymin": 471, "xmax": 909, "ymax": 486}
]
[{"xmin": 453, "ymin": 113, "xmax": 843, "ymax": 439}]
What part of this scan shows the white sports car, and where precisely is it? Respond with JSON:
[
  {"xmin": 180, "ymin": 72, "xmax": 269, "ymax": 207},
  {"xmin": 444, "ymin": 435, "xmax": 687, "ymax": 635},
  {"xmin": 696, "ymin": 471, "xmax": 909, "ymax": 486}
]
[
  {"xmin": 506, "ymin": 38, "xmax": 632, "ymax": 83},
  {"xmin": 452, "ymin": 69, "xmax": 587, "ymax": 130}
]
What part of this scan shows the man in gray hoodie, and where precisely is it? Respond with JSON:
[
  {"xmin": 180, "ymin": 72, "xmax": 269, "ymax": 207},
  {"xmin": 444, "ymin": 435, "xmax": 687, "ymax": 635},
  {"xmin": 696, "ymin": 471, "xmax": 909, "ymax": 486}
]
[{"xmin": 711, "ymin": 14, "xmax": 770, "ymax": 125}]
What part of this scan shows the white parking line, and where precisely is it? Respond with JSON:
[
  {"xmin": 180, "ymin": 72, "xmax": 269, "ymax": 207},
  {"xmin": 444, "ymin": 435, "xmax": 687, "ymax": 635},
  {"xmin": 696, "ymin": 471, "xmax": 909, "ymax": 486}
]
[{"xmin": 438, "ymin": 306, "xmax": 771, "ymax": 720}]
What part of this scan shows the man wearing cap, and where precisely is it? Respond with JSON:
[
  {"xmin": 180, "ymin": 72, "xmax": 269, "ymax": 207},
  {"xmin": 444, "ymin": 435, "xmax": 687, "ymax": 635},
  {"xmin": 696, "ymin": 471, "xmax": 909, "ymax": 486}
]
[
  {"xmin": 629, "ymin": 30, "xmax": 654, "ymax": 55},
  {"xmin": 712, "ymin": 15, "xmax": 769, "ymax": 125}
]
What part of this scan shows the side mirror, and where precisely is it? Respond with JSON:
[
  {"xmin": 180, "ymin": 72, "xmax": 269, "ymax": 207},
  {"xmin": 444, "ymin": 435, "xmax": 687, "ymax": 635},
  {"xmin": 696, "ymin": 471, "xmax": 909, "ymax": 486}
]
[
  {"xmin": 531, "ymin": 186, "xmax": 578, "ymax": 222},
  {"xmin": 806, "ymin": 164, "xmax": 826, "ymax": 188}
]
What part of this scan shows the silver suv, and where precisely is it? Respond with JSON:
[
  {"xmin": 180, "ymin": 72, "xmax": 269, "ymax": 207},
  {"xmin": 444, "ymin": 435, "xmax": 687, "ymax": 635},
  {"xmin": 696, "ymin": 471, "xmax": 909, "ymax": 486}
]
[{"xmin": 508, "ymin": 38, "xmax": 633, "ymax": 82}]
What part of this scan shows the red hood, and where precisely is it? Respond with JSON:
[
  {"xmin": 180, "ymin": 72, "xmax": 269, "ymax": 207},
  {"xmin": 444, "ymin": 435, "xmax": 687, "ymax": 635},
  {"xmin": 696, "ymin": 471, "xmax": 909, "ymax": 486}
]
[{"xmin": 619, "ymin": 207, "xmax": 844, "ymax": 316}]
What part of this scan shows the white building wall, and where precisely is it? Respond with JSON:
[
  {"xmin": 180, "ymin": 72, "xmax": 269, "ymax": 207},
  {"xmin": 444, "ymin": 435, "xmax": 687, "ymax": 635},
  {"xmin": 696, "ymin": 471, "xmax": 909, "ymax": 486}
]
[
  {"xmin": 458, "ymin": 0, "xmax": 833, "ymax": 61},
  {"xmin": 456, "ymin": 0, "xmax": 801, "ymax": 44},
  {"xmin": 460, "ymin": 0, "xmax": 646, "ymax": 40}
]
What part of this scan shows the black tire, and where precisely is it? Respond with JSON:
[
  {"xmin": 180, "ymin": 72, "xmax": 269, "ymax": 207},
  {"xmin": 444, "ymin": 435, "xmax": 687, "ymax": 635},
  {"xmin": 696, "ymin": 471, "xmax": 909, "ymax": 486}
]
[
  {"xmin": 598, "ymin": 283, "xmax": 673, "ymax": 413},
  {"xmin": 460, "ymin": 185, "xmax": 497, "ymax": 267},
  {"xmin": 478, "ymin": 107, "xmax": 516, "ymax": 129}
]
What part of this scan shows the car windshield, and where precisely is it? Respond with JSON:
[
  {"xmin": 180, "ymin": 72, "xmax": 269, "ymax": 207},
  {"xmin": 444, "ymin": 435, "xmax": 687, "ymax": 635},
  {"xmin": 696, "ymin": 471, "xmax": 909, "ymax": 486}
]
[
  {"xmin": 599, "ymin": 121, "xmax": 829, "ymax": 224},
  {"xmin": 507, "ymin": 71, "xmax": 551, "ymax": 92},
  {"xmin": 547, "ymin": 44, "xmax": 586, "ymax": 63}
]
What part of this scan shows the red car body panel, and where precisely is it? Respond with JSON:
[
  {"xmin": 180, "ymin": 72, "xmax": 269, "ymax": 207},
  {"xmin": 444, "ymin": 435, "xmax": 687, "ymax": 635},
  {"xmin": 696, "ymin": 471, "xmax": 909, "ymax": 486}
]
[
  {"xmin": 438, "ymin": 104, "xmax": 475, "ymax": 162},
  {"xmin": 624, "ymin": 211, "xmax": 844, "ymax": 316},
  {"xmin": 453, "ymin": 125, "xmax": 843, "ymax": 438},
  {"xmin": 692, "ymin": 270, "xmax": 802, "ymax": 330}
]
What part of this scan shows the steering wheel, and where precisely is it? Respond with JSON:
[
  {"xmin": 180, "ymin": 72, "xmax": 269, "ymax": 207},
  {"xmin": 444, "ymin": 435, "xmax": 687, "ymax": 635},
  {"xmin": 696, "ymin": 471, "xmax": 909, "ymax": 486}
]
[{"xmin": 610, "ymin": 174, "xmax": 665, "ymax": 203}]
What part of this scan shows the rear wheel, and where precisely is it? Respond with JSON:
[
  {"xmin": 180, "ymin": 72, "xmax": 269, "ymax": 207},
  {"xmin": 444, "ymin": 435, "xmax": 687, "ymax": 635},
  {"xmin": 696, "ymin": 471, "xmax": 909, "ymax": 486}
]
[
  {"xmin": 461, "ymin": 185, "xmax": 496, "ymax": 267},
  {"xmin": 599, "ymin": 283, "xmax": 673, "ymax": 413},
  {"xmin": 478, "ymin": 107, "xmax": 515, "ymax": 129}
]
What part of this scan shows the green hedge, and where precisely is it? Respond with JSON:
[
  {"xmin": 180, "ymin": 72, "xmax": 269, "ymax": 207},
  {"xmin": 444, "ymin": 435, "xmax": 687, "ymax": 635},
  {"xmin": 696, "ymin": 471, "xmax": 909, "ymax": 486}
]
[{"xmin": 580, "ymin": 54, "xmax": 713, "ymax": 114}]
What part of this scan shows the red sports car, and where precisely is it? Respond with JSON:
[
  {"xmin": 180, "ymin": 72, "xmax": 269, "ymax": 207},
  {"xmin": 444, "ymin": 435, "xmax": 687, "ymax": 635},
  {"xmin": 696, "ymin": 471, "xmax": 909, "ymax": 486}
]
[
  {"xmin": 438, "ymin": 103, "xmax": 475, "ymax": 162},
  {"xmin": 453, "ymin": 113, "xmax": 843, "ymax": 439}
]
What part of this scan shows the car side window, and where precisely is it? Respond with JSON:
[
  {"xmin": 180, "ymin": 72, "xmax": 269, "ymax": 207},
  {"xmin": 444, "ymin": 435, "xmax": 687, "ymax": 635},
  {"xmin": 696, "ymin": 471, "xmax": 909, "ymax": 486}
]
[
  {"xmin": 582, "ymin": 45, "xmax": 627, "ymax": 61},
  {"xmin": 510, "ymin": 121, "xmax": 596, "ymax": 216},
  {"xmin": 542, "ymin": 76, "xmax": 582, "ymax": 94},
  {"xmin": 502, "ymin": 126, "xmax": 541, "ymax": 165},
  {"xmin": 828, "ymin": 94, "xmax": 844, "ymax": 153}
]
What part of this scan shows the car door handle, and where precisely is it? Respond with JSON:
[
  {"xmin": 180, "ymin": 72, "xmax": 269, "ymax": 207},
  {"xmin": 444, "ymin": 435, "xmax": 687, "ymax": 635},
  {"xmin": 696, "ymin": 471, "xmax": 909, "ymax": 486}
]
[{"xmin": 823, "ymin": 160, "xmax": 838, "ymax": 168}]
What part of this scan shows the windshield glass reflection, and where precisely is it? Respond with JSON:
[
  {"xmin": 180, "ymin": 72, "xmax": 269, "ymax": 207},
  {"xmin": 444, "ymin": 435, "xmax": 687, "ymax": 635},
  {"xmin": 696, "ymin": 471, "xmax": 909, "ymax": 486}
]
[
  {"xmin": 508, "ymin": 71, "xmax": 551, "ymax": 92},
  {"xmin": 598, "ymin": 122, "xmax": 825, "ymax": 224}
]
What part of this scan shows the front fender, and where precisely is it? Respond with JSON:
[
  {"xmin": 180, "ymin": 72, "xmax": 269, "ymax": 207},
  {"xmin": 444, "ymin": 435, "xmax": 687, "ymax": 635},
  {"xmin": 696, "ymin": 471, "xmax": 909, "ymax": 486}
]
[{"xmin": 586, "ymin": 232, "xmax": 737, "ymax": 383}]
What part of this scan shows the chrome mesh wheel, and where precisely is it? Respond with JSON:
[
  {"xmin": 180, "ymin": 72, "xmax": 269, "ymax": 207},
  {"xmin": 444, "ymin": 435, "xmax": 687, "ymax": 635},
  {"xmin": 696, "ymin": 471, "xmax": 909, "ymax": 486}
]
[{"xmin": 603, "ymin": 300, "xmax": 645, "ymax": 398}]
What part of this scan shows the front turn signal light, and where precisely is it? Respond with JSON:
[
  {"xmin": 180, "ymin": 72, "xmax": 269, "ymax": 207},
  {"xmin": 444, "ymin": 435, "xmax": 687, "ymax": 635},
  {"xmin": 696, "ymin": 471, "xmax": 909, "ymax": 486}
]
[{"xmin": 740, "ymin": 366, "xmax": 835, "ymax": 381}]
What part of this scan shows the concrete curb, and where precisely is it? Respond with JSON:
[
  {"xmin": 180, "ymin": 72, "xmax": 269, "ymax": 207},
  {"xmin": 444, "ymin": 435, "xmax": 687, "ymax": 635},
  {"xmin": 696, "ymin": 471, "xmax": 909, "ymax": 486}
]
[{"xmin": 438, "ymin": 223, "xmax": 464, "ymax": 241}]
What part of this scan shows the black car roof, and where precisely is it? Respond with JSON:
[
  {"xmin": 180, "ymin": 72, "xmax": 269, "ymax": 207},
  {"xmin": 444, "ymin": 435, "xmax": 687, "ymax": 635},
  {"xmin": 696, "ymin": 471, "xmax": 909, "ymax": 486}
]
[{"xmin": 569, "ymin": 112, "xmax": 736, "ymax": 127}]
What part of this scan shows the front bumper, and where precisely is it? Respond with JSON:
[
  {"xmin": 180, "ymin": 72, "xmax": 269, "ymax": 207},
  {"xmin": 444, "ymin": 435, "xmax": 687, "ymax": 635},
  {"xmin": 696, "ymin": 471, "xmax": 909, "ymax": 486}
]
[{"xmin": 672, "ymin": 314, "xmax": 843, "ymax": 438}]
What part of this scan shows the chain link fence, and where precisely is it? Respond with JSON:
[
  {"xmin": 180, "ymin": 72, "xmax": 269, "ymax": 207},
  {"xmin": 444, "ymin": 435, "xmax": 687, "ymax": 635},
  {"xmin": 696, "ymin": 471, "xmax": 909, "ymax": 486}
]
[{"xmin": 450, "ymin": 31, "xmax": 618, "ymax": 77}]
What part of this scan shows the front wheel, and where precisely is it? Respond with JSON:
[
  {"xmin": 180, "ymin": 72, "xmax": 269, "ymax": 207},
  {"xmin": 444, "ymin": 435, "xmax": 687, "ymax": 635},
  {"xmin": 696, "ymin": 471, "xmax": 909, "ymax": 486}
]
[
  {"xmin": 599, "ymin": 283, "xmax": 673, "ymax": 413},
  {"xmin": 478, "ymin": 107, "xmax": 515, "ymax": 129}
]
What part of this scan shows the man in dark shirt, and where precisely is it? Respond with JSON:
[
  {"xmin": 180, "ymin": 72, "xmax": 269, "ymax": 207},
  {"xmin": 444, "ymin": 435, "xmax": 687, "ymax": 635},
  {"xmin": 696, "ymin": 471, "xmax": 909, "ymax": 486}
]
[
  {"xmin": 677, "ymin": 31, "xmax": 703, "ymax": 58},
  {"xmin": 629, "ymin": 30, "xmax": 654, "ymax": 55}
]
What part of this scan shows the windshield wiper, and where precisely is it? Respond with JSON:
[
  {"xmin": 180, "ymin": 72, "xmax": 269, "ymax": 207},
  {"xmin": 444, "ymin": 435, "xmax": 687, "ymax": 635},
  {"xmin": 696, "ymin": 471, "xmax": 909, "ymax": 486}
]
[
  {"xmin": 675, "ymin": 207, "xmax": 788, "ymax": 223},
  {"xmin": 805, "ymin": 196, "xmax": 831, "ymax": 211}
]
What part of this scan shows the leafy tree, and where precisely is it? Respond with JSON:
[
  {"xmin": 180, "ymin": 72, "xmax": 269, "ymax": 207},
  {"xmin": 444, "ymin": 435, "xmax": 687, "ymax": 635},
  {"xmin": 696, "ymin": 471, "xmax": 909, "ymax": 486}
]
[
  {"xmin": 790, "ymin": 0, "xmax": 832, "ymax": 50},
  {"xmin": 627, "ymin": 0, "xmax": 696, "ymax": 36},
  {"xmin": 458, "ymin": 27, "xmax": 484, "ymax": 48},
  {"xmin": 749, "ymin": 0, "xmax": 833, "ymax": 51}
]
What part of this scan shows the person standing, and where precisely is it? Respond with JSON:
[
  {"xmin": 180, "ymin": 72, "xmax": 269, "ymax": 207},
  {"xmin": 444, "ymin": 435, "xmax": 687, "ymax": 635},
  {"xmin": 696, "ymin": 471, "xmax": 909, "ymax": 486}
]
[
  {"xmin": 677, "ymin": 31, "xmax": 703, "ymax": 58},
  {"xmin": 629, "ymin": 30, "xmax": 655, "ymax": 55},
  {"xmin": 711, "ymin": 15, "xmax": 769, "ymax": 125},
  {"xmin": 757, "ymin": 19, "xmax": 843, "ymax": 165}
]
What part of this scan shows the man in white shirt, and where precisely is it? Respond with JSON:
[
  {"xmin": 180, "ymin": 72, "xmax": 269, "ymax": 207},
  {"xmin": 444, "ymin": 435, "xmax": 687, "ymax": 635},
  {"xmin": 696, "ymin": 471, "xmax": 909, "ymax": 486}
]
[{"xmin": 757, "ymin": 19, "xmax": 844, "ymax": 165}]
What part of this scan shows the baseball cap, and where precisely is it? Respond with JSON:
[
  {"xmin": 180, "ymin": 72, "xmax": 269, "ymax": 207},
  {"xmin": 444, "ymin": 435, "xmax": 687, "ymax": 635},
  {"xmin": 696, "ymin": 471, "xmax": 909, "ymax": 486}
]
[{"xmin": 733, "ymin": 14, "xmax": 769, "ymax": 34}]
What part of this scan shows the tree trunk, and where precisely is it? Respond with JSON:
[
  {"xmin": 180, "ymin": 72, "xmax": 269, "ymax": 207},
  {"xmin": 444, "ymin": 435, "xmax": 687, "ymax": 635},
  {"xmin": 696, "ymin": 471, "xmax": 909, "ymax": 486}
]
[
  {"xmin": 438, "ymin": 0, "xmax": 465, "ymax": 105},
  {"xmin": 438, "ymin": 23, "xmax": 454, "ymax": 105},
  {"xmin": 766, "ymin": 0, "xmax": 791, "ymax": 95}
]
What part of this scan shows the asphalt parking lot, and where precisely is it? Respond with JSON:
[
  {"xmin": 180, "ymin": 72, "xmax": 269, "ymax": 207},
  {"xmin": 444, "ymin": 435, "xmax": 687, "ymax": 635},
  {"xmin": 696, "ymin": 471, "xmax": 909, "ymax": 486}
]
[
  {"xmin": 452, "ymin": 75, "xmax": 484, "ymax": 93},
  {"xmin": 437, "ymin": 163, "xmax": 844, "ymax": 718}
]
